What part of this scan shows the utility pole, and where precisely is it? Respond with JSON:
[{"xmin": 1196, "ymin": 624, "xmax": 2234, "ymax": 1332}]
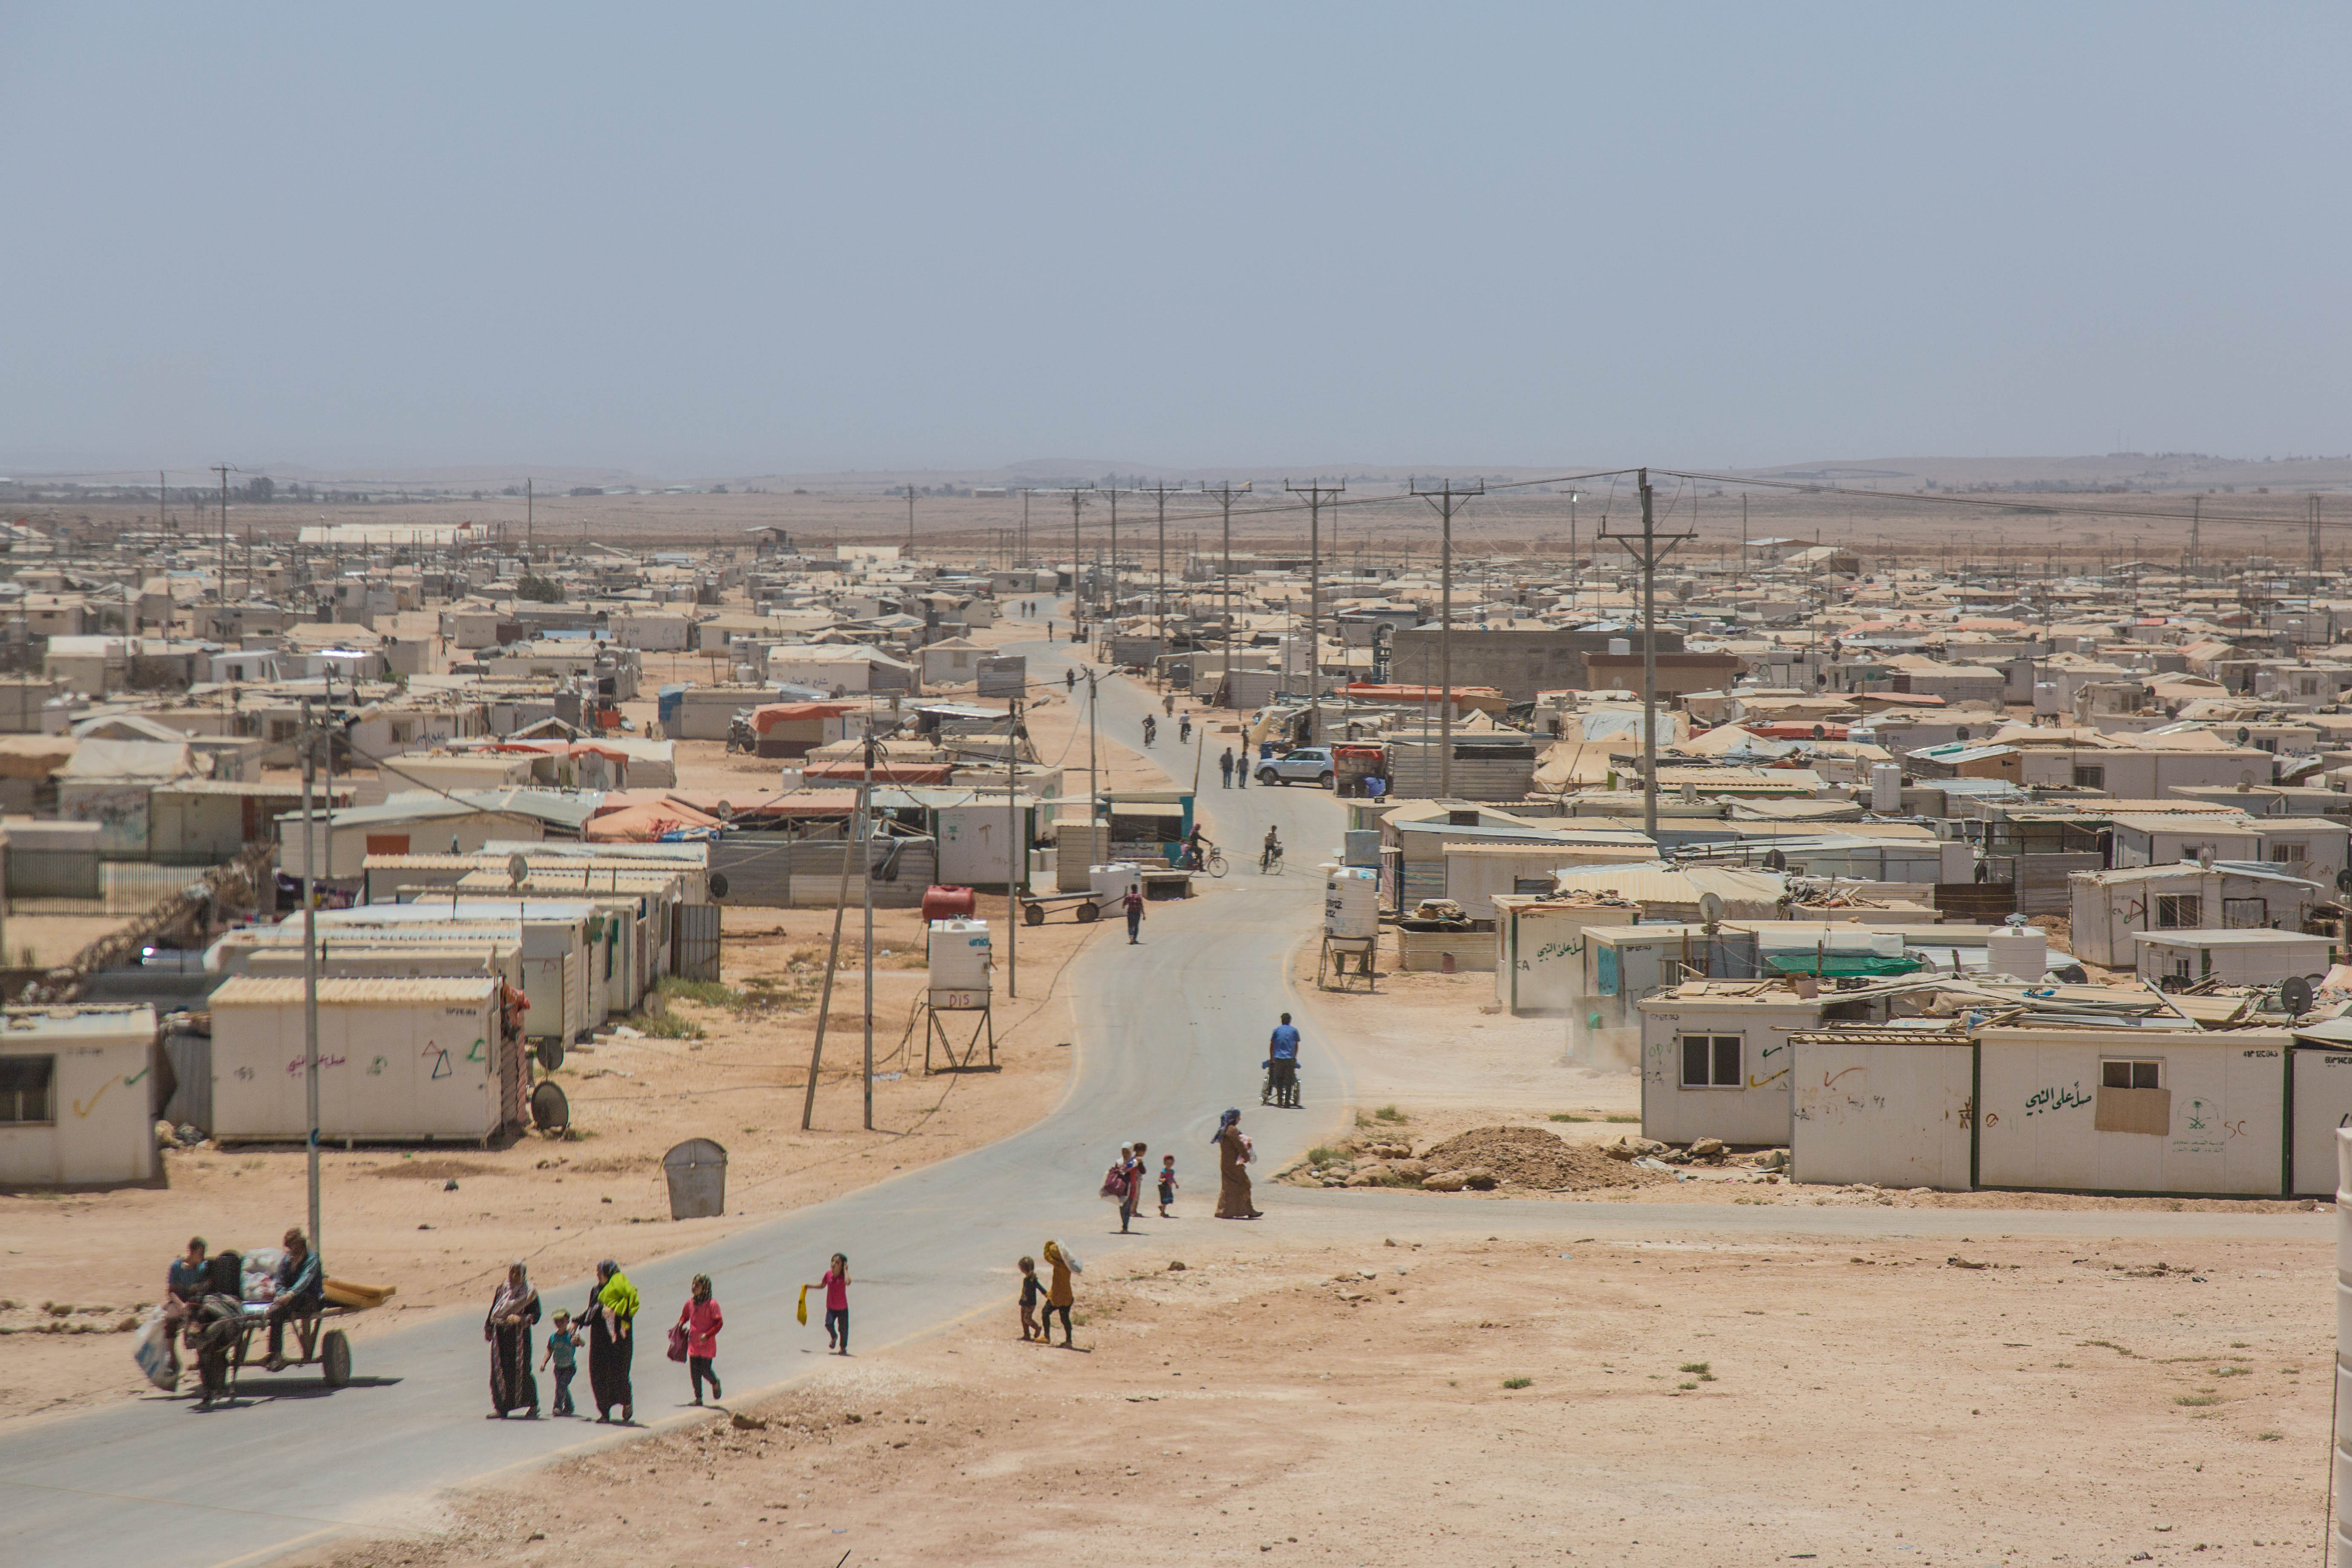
[
  {"xmin": 1411, "ymin": 478, "xmax": 1483, "ymax": 797},
  {"xmin": 1286, "ymin": 480, "xmax": 1344, "ymax": 736},
  {"xmin": 1137, "ymin": 480, "xmax": 1186, "ymax": 646},
  {"xmin": 904, "ymin": 484, "xmax": 918, "ymax": 553},
  {"xmin": 1105, "ymin": 485, "xmax": 1121, "ymax": 627},
  {"xmin": 2310, "ymin": 494, "xmax": 2324, "ymax": 580},
  {"xmin": 212, "ymin": 463, "xmax": 236, "ymax": 605},
  {"xmin": 1086, "ymin": 669, "xmax": 1099, "ymax": 829},
  {"xmin": 159, "ymin": 469, "xmax": 168, "ymax": 534},
  {"xmin": 1005, "ymin": 697, "xmax": 1021, "ymax": 999},
  {"xmin": 526, "ymin": 478, "xmax": 534, "ymax": 559},
  {"xmin": 1599, "ymin": 469, "xmax": 1695, "ymax": 840},
  {"xmin": 2187, "ymin": 495, "xmax": 2200, "ymax": 577},
  {"xmin": 1200, "ymin": 482, "xmax": 1251, "ymax": 706},
  {"xmin": 299, "ymin": 699, "xmax": 322, "ymax": 1262},
  {"xmin": 1019, "ymin": 489, "xmax": 1030, "ymax": 569},
  {"xmin": 861, "ymin": 721, "xmax": 876, "ymax": 1132},
  {"xmin": 1066, "ymin": 488, "xmax": 1091, "ymax": 635}
]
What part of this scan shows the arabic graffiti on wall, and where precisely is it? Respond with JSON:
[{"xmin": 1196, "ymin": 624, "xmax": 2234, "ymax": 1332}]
[{"xmin": 2022, "ymin": 1081, "xmax": 2091, "ymax": 1117}]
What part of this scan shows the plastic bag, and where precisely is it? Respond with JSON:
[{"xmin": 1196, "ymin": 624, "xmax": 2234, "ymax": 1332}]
[
  {"xmin": 796, "ymin": 1285, "xmax": 809, "ymax": 1326},
  {"xmin": 1062, "ymin": 1249, "xmax": 1082, "ymax": 1275},
  {"xmin": 132, "ymin": 1307, "xmax": 176, "ymax": 1390},
  {"xmin": 666, "ymin": 1323, "xmax": 690, "ymax": 1363}
]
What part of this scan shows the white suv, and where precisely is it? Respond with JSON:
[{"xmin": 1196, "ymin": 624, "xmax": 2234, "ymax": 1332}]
[{"xmin": 1255, "ymin": 747, "xmax": 1336, "ymax": 787}]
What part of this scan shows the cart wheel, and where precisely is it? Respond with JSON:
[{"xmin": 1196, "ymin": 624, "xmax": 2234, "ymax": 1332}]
[
  {"xmin": 531, "ymin": 1080, "xmax": 570, "ymax": 1136},
  {"xmin": 322, "ymin": 1330, "xmax": 351, "ymax": 1389},
  {"xmin": 1023, "ymin": 902, "xmax": 1045, "ymax": 927},
  {"xmin": 1076, "ymin": 901, "xmax": 1099, "ymax": 924},
  {"xmin": 535, "ymin": 1038, "xmax": 565, "ymax": 1073}
]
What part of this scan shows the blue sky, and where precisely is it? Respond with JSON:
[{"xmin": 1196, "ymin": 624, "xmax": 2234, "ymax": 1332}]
[{"xmin": 4, "ymin": 4, "xmax": 2346, "ymax": 476}]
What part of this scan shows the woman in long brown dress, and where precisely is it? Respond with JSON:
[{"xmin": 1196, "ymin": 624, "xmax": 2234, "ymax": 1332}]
[
  {"xmin": 484, "ymin": 1261, "xmax": 541, "ymax": 1418},
  {"xmin": 1212, "ymin": 1108, "xmax": 1261, "ymax": 1219}
]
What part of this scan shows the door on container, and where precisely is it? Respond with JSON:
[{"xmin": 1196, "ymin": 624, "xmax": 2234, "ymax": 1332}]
[
  {"xmin": 674, "ymin": 903, "xmax": 722, "ymax": 981},
  {"xmin": 366, "ymin": 834, "xmax": 411, "ymax": 857}
]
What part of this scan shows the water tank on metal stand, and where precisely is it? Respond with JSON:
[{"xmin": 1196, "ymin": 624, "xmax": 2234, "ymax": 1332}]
[
  {"xmin": 926, "ymin": 918, "xmax": 993, "ymax": 995},
  {"xmin": 1325, "ymin": 868, "xmax": 1380, "ymax": 939}
]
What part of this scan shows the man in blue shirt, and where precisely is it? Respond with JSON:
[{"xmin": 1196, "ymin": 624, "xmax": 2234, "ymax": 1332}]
[
  {"xmin": 1264, "ymin": 1013, "xmax": 1302, "ymax": 1108},
  {"xmin": 264, "ymin": 1226, "xmax": 323, "ymax": 1372}
]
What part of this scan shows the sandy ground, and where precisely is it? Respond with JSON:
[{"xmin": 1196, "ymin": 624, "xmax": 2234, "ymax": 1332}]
[{"xmin": 278, "ymin": 1225, "xmax": 2335, "ymax": 1568}]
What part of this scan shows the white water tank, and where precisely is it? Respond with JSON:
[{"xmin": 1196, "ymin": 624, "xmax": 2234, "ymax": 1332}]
[
  {"xmin": 1870, "ymin": 763, "xmax": 1903, "ymax": 813},
  {"xmin": 1088, "ymin": 861, "xmax": 1141, "ymax": 909},
  {"xmin": 2032, "ymin": 682, "xmax": 2061, "ymax": 716},
  {"xmin": 1325, "ymin": 868, "xmax": 1379, "ymax": 939},
  {"xmin": 1607, "ymin": 637, "xmax": 1632, "ymax": 657},
  {"xmin": 927, "ymin": 919, "xmax": 992, "ymax": 994},
  {"xmin": 1986, "ymin": 925, "xmax": 2048, "ymax": 981}
]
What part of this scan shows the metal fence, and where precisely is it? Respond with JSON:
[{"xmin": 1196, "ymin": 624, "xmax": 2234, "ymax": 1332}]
[{"xmin": 9, "ymin": 860, "xmax": 218, "ymax": 918}]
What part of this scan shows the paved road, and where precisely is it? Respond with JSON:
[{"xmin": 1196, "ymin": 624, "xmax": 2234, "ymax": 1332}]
[{"xmin": 3, "ymin": 621, "xmax": 2328, "ymax": 1568}]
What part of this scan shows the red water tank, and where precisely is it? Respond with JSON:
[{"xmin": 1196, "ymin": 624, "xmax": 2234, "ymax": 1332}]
[{"xmin": 921, "ymin": 884, "xmax": 977, "ymax": 922}]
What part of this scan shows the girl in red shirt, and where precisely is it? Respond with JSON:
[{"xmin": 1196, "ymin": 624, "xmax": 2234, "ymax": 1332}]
[{"xmin": 676, "ymin": 1273, "xmax": 724, "ymax": 1404}]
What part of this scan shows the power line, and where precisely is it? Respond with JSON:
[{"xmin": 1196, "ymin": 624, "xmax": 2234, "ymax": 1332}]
[{"xmin": 1598, "ymin": 468, "xmax": 1694, "ymax": 840}]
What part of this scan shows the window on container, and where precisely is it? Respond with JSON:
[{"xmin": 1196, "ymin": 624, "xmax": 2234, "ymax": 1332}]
[
  {"xmin": 2072, "ymin": 765, "xmax": 2105, "ymax": 790},
  {"xmin": 2101, "ymin": 1058, "xmax": 2162, "ymax": 1090},
  {"xmin": 1679, "ymin": 1034, "xmax": 1742, "ymax": 1088},
  {"xmin": 2270, "ymin": 843, "xmax": 2306, "ymax": 863},
  {"xmin": 0, "ymin": 1054, "xmax": 55, "ymax": 1124},
  {"xmin": 2155, "ymin": 895, "xmax": 2201, "ymax": 929}
]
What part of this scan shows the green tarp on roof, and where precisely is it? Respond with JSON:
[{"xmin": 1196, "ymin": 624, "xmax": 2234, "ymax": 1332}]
[{"xmin": 1762, "ymin": 952, "xmax": 1923, "ymax": 978}]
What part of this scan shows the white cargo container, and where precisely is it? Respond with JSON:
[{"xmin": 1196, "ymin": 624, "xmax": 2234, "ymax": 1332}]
[
  {"xmin": 209, "ymin": 976, "xmax": 515, "ymax": 1144},
  {"xmin": 927, "ymin": 919, "xmax": 992, "ymax": 1009},
  {"xmin": 1635, "ymin": 983, "xmax": 1895, "ymax": 1147},
  {"xmin": 0, "ymin": 1005, "xmax": 159, "ymax": 1186},
  {"xmin": 1975, "ymin": 1025, "xmax": 2287, "ymax": 1196},
  {"xmin": 2290, "ymin": 1043, "xmax": 2352, "ymax": 1197},
  {"xmin": 2132, "ymin": 929, "xmax": 2331, "ymax": 989},
  {"xmin": 1789, "ymin": 1032, "xmax": 1976, "ymax": 1190}
]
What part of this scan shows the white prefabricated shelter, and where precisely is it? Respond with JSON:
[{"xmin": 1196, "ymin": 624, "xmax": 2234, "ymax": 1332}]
[
  {"xmin": 1636, "ymin": 984, "xmax": 1866, "ymax": 1147},
  {"xmin": 1788, "ymin": 1030, "xmax": 1977, "ymax": 1191},
  {"xmin": 1489, "ymin": 895, "xmax": 1641, "ymax": 1014},
  {"xmin": 208, "ymin": 976, "xmax": 519, "ymax": 1144},
  {"xmin": 0, "ymin": 1005, "xmax": 160, "ymax": 1185},
  {"xmin": 2130, "ymin": 929, "xmax": 2332, "ymax": 989},
  {"xmin": 1975, "ymin": 1025, "xmax": 2287, "ymax": 1196},
  {"xmin": 934, "ymin": 796, "xmax": 1039, "ymax": 889},
  {"xmin": 290, "ymin": 908, "xmax": 591, "ymax": 1045},
  {"xmin": 2289, "ymin": 1036, "xmax": 2352, "ymax": 1197},
  {"xmin": 1573, "ymin": 923, "xmax": 1761, "ymax": 1070},
  {"xmin": 2067, "ymin": 863, "xmax": 2326, "ymax": 969}
]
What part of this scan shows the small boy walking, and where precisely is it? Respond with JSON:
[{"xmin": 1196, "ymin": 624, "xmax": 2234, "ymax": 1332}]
[
  {"xmin": 1157, "ymin": 1153, "xmax": 1178, "ymax": 1217},
  {"xmin": 539, "ymin": 1310, "xmax": 582, "ymax": 1416},
  {"xmin": 1017, "ymin": 1256, "xmax": 1042, "ymax": 1342}
]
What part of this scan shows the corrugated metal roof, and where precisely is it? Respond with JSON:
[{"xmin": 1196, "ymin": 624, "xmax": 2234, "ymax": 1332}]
[
  {"xmin": 1546, "ymin": 865, "xmax": 1787, "ymax": 904},
  {"xmin": 0, "ymin": 1004, "xmax": 158, "ymax": 1038},
  {"xmin": 211, "ymin": 976, "xmax": 499, "ymax": 1006}
]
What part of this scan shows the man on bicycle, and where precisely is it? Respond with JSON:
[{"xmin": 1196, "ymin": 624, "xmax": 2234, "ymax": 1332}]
[
  {"xmin": 1261, "ymin": 826, "xmax": 1282, "ymax": 873},
  {"xmin": 1185, "ymin": 825, "xmax": 1213, "ymax": 872},
  {"xmin": 1264, "ymin": 1013, "xmax": 1301, "ymax": 1108}
]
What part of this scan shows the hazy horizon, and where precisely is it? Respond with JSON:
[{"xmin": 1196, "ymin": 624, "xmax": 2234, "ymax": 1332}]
[{"xmin": 7, "ymin": 5, "xmax": 2347, "ymax": 477}]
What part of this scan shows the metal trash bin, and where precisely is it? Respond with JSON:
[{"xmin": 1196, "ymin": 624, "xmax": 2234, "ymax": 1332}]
[{"xmin": 662, "ymin": 1138, "xmax": 728, "ymax": 1219}]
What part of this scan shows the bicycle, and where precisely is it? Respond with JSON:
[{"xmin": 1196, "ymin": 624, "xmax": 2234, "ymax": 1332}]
[
  {"xmin": 1260, "ymin": 847, "xmax": 1284, "ymax": 875},
  {"xmin": 1205, "ymin": 849, "xmax": 1228, "ymax": 878}
]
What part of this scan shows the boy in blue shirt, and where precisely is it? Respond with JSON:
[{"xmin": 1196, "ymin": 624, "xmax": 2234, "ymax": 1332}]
[{"xmin": 539, "ymin": 1309, "xmax": 582, "ymax": 1415}]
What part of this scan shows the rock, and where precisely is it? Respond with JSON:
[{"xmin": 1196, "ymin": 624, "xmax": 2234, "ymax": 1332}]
[
  {"xmin": 731, "ymin": 1412, "xmax": 768, "ymax": 1430},
  {"xmin": 1462, "ymin": 1168, "xmax": 1498, "ymax": 1190},
  {"xmin": 1344, "ymin": 1169, "xmax": 1384, "ymax": 1187},
  {"xmin": 1421, "ymin": 1170, "xmax": 1468, "ymax": 1192},
  {"xmin": 1600, "ymin": 1140, "xmax": 1638, "ymax": 1162},
  {"xmin": 1376, "ymin": 1142, "xmax": 1414, "ymax": 1160},
  {"xmin": 1390, "ymin": 1159, "xmax": 1430, "ymax": 1181},
  {"xmin": 153, "ymin": 1119, "xmax": 175, "ymax": 1150},
  {"xmin": 1690, "ymin": 1137, "xmax": 1724, "ymax": 1157},
  {"xmin": 843, "ymin": 1412, "xmax": 863, "ymax": 1424},
  {"xmin": 1167, "ymin": 1260, "xmax": 1187, "ymax": 1271},
  {"xmin": 1754, "ymin": 1148, "xmax": 1789, "ymax": 1171}
]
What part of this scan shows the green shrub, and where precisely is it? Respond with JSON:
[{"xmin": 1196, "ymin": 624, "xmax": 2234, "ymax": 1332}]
[
  {"xmin": 1501, "ymin": 1376, "xmax": 1532, "ymax": 1390},
  {"xmin": 658, "ymin": 976, "xmax": 744, "ymax": 1008}
]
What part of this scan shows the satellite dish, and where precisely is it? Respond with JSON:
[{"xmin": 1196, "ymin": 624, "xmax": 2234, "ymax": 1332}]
[
  {"xmin": 2197, "ymin": 848, "xmax": 2214, "ymax": 869},
  {"xmin": 1698, "ymin": 892, "xmax": 1725, "ymax": 929},
  {"xmin": 1955, "ymin": 726, "xmax": 1970, "ymax": 742},
  {"xmin": 714, "ymin": 800, "xmax": 735, "ymax": 821},
  {"xmin": 1811, "ymin": 724, "xmax": 1826, "ymax": 740},
  {"xmin": 535, "ymin": 1038, "xmax": 565, "ymax": 1073},
  {"xmin": 2236, "ymin": 727, "xmax": 2252, "ymax": 745},
  {"xmin": 1762, "ymin": 849, "xmax": 1788, "ymax": 871},
  {"xmin": 2281, "ymin": 975, "xmax": 2316, "ymax": 1016},
  {"xmin": 708, "ymin": 872, "xmax": 730, "ymax": 901},
  {"xmin": 2239, "ymin": 771, "xmax": 2255, "ymax": 789},
  {"xmin": 507, "ymin": 852, "xmax": 530, "ymax": 887},
  {"xmin": 2334, "ymin": 867, "xmax": 2352, "ymax": 895},
  {"xmin": 2051, "ymin": 963, "xmax": 2089, "ymax": 986}
]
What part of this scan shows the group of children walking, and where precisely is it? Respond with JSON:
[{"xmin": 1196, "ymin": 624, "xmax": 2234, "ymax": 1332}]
[
  {"xmin": 1099, "ymin": 1141, "xmax": 1178, "ymax": 1232},
  {"xmin": 529, "ymin": 1252, "xmax": 853, "ymax": 1416}
]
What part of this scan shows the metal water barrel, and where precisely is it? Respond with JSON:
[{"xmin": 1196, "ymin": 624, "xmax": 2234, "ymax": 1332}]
[{"xmin": 662, "ymin": 1138, "xmax": 728, "ymax": 1220}]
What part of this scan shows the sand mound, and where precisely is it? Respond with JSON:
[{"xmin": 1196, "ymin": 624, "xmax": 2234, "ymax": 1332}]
[{"xmin": 1418, "ymin": 1125, "xmax": 1667, "ymax": 1192}]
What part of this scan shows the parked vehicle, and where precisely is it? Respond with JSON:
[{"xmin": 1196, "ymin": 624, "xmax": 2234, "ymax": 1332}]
[{"xmin": 1256, "ymin": 746, "xmax": 1336, "ymax": 787}]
